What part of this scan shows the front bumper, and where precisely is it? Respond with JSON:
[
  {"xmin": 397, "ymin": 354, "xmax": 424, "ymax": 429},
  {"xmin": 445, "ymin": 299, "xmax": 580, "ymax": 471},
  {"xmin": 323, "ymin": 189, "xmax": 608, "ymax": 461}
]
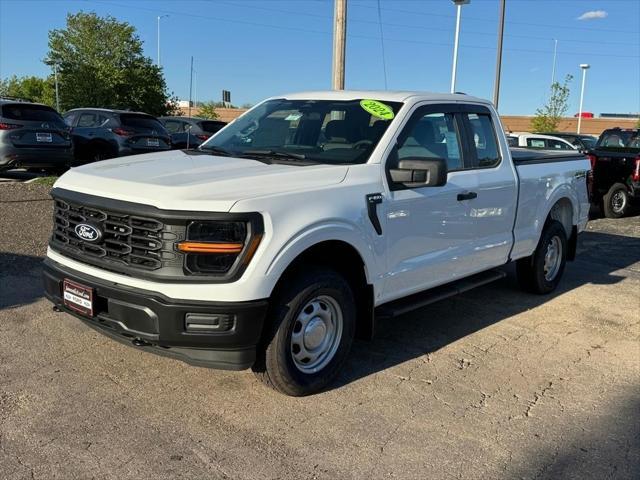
[{"xmin": 42, "ymin": 258, "xmax": 268, "ymax": 370}]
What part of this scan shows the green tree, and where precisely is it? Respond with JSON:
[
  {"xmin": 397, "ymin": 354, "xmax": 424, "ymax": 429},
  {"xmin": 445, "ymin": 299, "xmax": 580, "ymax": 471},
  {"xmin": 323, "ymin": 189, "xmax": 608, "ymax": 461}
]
[
  {"xmin": 45, "ymin": 12, "xmax": 177, "ymax": 116},
  {"xmin": 0, "ymin": 75, "xmax": 56, "ymax": 107},
  {"xmin": 194, "ymin": 101, "xmax": 219, "ymax": 119},
  {"xmin": 531, "ymin": 75, "xmax": 573, "ymax": 133}
]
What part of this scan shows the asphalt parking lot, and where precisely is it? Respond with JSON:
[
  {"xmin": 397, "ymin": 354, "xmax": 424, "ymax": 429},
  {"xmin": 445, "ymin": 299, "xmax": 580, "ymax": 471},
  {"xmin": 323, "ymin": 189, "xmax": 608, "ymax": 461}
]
[{"xmin": 1, "ymin": 183, "xmax": 639, "ymax": 480}]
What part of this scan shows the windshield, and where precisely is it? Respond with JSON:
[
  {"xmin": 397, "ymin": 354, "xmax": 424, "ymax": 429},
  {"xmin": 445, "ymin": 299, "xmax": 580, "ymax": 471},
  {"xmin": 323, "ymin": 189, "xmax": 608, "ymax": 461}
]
[
  {"xmin": 596, "ymin": 130, "xmax": 640, "ymax": 150},
  {"xmin": 200, "ymin": 98, "xmax": 403, "ymax": 164},
  {"xmin": 2, "ymin": 104, "xmax": 66, "ymax": 128}
]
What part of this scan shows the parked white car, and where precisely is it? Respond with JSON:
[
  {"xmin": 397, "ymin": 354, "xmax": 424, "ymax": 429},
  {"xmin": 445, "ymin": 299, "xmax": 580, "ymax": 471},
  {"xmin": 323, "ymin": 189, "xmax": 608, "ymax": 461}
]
[
  {"xmin": 44, "ymin": 91, "xmax": 591, "ymax": 395},
  {"xmin": 507, "ymin": 132, "xmax": 578, "ymax": 150}
]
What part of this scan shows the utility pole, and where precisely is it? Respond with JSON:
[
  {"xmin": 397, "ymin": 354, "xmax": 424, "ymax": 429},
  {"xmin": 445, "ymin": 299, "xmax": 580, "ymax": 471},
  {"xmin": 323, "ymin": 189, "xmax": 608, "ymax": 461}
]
[
  {"xmin": 492, "ymin": 0, "xmax": 505, "ymax": 109},
  {"xmin": 188, "ymin": 56, "xmax": 194, "ymax": 117},
  {"xmin": 331, "ymin": 0, "xmax": 347, "ymax": 90}
]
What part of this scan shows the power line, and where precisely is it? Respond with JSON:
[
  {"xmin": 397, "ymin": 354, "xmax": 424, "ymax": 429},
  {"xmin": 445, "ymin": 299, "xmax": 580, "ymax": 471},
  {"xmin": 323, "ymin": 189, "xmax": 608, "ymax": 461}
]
[
  {"xmin": 90, "ymin": 1, "xmax": 640, "ymax": 60},
  {"xmin": 349, "ymin": 0, "xmax": 640, "ymax": 35}
]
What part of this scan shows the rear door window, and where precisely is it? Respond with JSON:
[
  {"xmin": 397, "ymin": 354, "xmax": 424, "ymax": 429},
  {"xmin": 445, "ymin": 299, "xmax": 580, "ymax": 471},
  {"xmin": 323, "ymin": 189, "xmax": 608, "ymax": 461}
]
[
  {"xmin": 120, "ymin": 114, "xmax": 164, "ymax": 132},
  {"xmin": 2, "ymin": 104, "xmax": 66, "ymax": 127},
  {"xmin": 199, "ymin": 121, "xmax": 226, "ymax": 134},
  {"xmin": 77, "ymin": 112, "xmax": 98, "ymax": 128},
  {"xmin": 548, "ymin": 139, "xmax": 572, "ymax": 150},
  {"xmin": 527, "ymin": 138, "xmax": 546, "ymax": 148},
  {"xmin": 464, "ymin": 113, "xmax": 500, "ymax": 167}
]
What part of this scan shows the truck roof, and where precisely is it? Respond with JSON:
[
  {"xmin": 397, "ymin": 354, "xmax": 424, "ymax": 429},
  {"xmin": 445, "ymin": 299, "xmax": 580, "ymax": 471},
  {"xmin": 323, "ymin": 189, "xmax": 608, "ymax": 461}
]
[{"xmin": 276, "ymin": 90, "xmax": 492, "ymax": 106}]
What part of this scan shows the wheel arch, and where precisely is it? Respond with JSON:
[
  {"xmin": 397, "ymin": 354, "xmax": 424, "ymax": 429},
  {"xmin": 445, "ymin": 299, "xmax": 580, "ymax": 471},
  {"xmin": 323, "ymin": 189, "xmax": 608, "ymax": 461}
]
[
  {"xmin": 545, "ymin": 196, "xmax": 578, "ymax": 261},
  {"xmin": 268, "ymin": 239, "xmax": 375, "ymax": 341}
]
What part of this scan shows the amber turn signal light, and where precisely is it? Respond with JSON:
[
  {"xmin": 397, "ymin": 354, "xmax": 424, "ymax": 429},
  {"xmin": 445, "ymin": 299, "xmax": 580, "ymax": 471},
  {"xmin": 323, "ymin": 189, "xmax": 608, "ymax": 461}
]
[{"xmin": 177, "ymin": 242, "xmax": 243, "ymax": 254}]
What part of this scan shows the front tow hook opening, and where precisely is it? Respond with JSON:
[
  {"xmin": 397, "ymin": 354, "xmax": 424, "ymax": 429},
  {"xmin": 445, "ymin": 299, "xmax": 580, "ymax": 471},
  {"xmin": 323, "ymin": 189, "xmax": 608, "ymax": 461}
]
[{"xmin": 132, "ymin": 338, "xmax": 152, "ymax": 347}]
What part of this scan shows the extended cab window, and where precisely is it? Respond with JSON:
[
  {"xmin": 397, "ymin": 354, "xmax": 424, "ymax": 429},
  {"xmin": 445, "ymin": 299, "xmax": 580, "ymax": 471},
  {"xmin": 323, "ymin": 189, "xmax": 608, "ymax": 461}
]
[
  {"xmin": 396, "ymin": 112, "xmax": 463, "ymax": 171},
  {"xmin": 465, "ymin": 113, "xmax": 500, "ymax": 167},
  {"xmin": 527, "ymin": 138, "xmax": 546, "ymax": 148}
]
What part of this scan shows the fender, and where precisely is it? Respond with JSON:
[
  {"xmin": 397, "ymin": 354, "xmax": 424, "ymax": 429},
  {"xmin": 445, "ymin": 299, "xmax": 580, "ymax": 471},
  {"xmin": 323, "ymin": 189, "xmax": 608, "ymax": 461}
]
[{"xmin": 264, "ymin": 219, "xmax": 381, "ymax": 293}]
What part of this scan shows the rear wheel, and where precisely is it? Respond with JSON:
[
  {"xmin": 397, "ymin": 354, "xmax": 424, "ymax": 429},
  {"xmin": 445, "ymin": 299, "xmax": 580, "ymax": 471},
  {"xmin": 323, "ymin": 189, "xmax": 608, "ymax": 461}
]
[
  {"xmin": 252, "ymin": 267, "xmax": 355, "ymax": 396},
  {"xmin": 517, "ymin": 220, "xmax": 567, "ymax": 294},
  {"xmin": 602, "ymin": 183, "xmax": 630, "ymax": 218}
]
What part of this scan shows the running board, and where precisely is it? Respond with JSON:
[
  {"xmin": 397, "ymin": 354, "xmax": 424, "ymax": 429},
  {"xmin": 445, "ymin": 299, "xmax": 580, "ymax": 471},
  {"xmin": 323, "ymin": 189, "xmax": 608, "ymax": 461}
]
[{"xmin": 375, "ymin": 269, "xmax": 507, "ymax": 319}]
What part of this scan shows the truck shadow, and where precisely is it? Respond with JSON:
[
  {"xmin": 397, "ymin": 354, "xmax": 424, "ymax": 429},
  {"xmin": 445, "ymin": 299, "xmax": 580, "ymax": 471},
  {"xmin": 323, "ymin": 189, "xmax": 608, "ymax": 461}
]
[
  {"xmin": 0, "ymin": 253, "xmax": 44, "ymax": 309},
  {"xmin": 334, "ymin": 229, "xmax": 640, "ymax": 389}
]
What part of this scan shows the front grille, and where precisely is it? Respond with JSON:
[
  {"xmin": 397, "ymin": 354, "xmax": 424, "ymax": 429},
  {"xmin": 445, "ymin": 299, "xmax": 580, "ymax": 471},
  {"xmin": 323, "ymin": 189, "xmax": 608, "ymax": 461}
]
[{"xmin": 52, "ymin": 199, "xmax": 172, "ymax": 271}]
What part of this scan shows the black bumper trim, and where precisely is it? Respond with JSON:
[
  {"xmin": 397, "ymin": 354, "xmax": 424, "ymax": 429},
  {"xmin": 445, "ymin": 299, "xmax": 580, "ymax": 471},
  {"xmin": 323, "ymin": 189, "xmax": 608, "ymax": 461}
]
[{"xmin": 43, "ymin": 258, "xmax": 268, "ymax": 370}]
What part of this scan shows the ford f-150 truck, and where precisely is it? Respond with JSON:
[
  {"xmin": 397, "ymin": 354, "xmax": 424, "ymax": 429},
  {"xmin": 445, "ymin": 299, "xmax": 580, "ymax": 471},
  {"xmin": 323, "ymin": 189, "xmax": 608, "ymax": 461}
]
[{"xmin": 43, "ymin": 91, "xmax": 591, "ymax": 396}]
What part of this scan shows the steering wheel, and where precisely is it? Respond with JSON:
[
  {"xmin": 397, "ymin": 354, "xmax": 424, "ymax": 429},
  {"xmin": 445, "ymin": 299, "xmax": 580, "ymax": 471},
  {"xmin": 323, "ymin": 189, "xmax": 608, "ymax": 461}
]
[{"xmin": 353, "ymin": 139, "xmax": 373, "ymax": 150}]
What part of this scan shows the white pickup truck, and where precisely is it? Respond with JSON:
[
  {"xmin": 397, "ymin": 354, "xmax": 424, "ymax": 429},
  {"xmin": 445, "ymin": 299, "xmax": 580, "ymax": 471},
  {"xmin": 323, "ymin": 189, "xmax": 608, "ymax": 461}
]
[{"xmin": 44, "ymin": 91, "xmax": 591, "ymax": 396}]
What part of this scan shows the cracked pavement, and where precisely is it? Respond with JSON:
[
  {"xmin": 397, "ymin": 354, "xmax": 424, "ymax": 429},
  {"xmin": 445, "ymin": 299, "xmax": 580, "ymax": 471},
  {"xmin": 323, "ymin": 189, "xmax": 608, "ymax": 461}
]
[{"xmin": 1, "ymin": 184, "xmax": 639, "ymax": 479}]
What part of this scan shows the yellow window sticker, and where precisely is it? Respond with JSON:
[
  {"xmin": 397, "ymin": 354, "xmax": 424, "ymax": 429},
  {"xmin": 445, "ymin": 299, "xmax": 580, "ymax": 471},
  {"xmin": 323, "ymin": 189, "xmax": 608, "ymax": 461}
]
[{"xmin": 360, "ymin": 99, "xmax": 394, "ymax": 120}]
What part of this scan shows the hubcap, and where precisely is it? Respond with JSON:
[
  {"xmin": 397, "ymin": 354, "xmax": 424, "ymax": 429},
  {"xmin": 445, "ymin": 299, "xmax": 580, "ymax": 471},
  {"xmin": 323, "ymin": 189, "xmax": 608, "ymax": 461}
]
[
  {"xmin": 611, "ymin": 190, "xmax": 626, "ymax": 213},
  {"xmin": 543, "ymin": 236, "xmax": 562, "ymax": 282},
  {"xmin": 290, "ymin": 295, "xmax": 343, "ymax": 374}
]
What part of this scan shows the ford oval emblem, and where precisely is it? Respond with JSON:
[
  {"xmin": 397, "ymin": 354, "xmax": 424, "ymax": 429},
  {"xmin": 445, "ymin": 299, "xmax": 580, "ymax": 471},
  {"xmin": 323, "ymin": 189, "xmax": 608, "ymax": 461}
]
[{"xmin": 75, "ymin": 223, "xmax": 102, "ymax": 242}]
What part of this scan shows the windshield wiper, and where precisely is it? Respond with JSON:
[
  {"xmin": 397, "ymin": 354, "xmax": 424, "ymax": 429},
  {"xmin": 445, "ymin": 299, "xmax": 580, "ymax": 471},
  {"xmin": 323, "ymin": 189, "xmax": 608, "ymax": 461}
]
[
  {"xmin": 198, "ymin": 145, "xmax": 233, "ymax": 156},
  {"xmin": 240, "ymin": 149, "xmax": 307, "ymax": 161}
]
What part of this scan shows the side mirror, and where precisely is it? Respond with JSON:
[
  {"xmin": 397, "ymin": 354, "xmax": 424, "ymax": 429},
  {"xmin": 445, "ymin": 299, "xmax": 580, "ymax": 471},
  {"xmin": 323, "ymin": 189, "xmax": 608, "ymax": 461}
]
[{"xmin": 389, "ymin": 157, "xmax": 448, "ymax": 188}]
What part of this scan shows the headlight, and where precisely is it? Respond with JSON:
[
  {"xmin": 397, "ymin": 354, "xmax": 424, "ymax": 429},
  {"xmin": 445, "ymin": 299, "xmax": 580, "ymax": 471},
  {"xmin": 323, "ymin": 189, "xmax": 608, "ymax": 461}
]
[{"xmin": 177, "ymin": 218, "xmax": 263, "ymax": 277}]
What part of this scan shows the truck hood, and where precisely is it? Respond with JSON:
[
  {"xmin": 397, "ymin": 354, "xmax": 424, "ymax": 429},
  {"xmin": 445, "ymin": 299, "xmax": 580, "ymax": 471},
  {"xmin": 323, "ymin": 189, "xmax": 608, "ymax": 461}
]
[{"xmin": 54, "ymin": 150, "xmax": 349, "ymax": 212}]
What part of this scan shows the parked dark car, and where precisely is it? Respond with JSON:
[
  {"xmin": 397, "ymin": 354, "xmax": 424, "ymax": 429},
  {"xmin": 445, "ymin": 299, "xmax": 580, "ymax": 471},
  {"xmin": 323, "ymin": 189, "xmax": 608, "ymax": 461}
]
[
  {"xmin": 540, "ymin": 132, "xmax": 597, "ymax": 151},
  {"xmin": 159, "ymin": 116, "xmax": 227, "ymax": 149},
  {"xmin": 63, "ymin": 108, "xmax": 171, "ymax": 162},
  {"xmin": 0, "ymin": 98, "xmax": 74, "ymax": 173},
  {"xmin": 588, "ymin": 128, "xmax": 640, "ymax": 218}
]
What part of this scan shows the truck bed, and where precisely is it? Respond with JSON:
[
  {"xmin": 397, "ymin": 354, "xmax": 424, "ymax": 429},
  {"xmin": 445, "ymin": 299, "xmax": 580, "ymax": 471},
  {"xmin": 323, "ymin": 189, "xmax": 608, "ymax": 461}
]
[{"xmin": 510, "ymin": 148, "xmax": 586, "ymax": 164}]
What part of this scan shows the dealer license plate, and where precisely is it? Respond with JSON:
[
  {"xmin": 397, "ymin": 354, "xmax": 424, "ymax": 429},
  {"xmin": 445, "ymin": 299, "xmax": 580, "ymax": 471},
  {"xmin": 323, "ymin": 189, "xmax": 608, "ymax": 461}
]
[
  {"xmin": 36, "ymin": 132, "xmax": 53, "ymax": 142},
  {"xmin": 147, "ymin": 138, "xmax": 160, "ymax": 147},
  {"xmin": 63, "ymin": 279, "xmax": 94, "ymax": 317}
]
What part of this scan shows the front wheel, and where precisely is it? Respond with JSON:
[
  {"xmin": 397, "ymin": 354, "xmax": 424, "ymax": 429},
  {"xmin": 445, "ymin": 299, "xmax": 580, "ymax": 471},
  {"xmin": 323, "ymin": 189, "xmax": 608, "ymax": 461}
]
[
  {"xmin": 602, "ymin": 183, "xmax": 630, "ymax": 218},
  {"xmin": 517, "ymin": 220, "xmax": 568, "ymax": 294},
  {"xmin": 252, "ymin": 267, "xmax": 355, "ymax": 396}
]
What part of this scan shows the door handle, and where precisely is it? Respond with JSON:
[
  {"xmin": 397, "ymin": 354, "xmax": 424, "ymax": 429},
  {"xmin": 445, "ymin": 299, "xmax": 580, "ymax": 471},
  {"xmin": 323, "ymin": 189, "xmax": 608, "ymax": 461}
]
[{"xmin": 457, "ymin": 191, "xmax": 477, "ymax": 201}]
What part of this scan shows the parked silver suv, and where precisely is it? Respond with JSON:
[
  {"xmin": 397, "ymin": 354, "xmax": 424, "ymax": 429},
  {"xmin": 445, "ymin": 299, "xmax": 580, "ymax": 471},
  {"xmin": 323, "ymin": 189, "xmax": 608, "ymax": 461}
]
[{"xmin": 0, "ymin": 98, "xmax": 74, "ymax": 173}]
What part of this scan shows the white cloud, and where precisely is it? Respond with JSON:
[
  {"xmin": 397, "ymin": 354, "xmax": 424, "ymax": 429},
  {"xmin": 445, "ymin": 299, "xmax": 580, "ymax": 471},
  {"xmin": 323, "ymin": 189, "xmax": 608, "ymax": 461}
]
[{"xmin": 577, "ymin": 10, "xmax": 608, "ymax": 21}]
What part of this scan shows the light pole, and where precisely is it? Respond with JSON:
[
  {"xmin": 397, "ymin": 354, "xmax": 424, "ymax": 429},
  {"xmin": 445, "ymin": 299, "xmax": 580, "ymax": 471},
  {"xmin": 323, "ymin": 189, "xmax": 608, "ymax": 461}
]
[
  {"xmin": 157, "ymin": 14, "xmax": 169, "ymax": 67},
  {"xmin": 551, "ymin": 39, "xmax": 558, "ymax": 85},
  {"xmin": 492, "ymin": 0, "xmax": 505, "ymax": 109},
  {"xmin": 450, "ymin": 0, "xmax": 470, "ymax": 94},
  {"xmin": 577, "ymin": 63, "xmax": 590, "ymax": 134},
  {"xmin": 53, "ymin": 64, "xmax": 60, "ymax": 112}
]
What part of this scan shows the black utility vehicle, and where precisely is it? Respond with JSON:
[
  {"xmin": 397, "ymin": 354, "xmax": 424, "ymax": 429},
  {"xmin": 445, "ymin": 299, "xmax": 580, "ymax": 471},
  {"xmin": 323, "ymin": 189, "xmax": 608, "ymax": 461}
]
[
  {"xmin": 0, "ymin": 98, "xmax": 73, "ymax": 173},
  {"xmin": 588, "ymin": 128, "xmax": 640, "ymax": 218},
  {"xmin": 541, "ymin": 132, "xmax": 597, "ymax": 151},
  {"xmin": 159, "ymin": 116, "xmax": 227, "ymax": 149},
  {"xmin": 63, "ymin": 108, "xmax": 171, "ymax": 163}
]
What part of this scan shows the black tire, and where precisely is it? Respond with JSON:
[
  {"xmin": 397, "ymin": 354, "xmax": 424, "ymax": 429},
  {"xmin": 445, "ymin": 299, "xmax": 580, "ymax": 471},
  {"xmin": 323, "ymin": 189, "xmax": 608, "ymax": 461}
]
[
  {"xmin": 252, "ymin": 267, "xmax": 356, "ymax": 396},
  {"xmin": 602, "ymin": 183, "xmax": 630, "ymax": 218},
  {"xmin": 516, "ymin": 220, "xmax": 567, "ymax": 295}
]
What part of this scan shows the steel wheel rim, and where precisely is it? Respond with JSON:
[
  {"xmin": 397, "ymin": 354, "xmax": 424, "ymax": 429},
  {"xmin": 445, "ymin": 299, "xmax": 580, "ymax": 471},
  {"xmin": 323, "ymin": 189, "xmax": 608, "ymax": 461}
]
[
  {"xmin": 290, "ymin": 295, "xmax": 343, "ymax": 374},
  {"xmin": 611, "ymin": 190, "xmax": 626, "ymax": 213},
  {"xmin": 543, "ymin": 236, "xmax": 562, "ymax": 281}
]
